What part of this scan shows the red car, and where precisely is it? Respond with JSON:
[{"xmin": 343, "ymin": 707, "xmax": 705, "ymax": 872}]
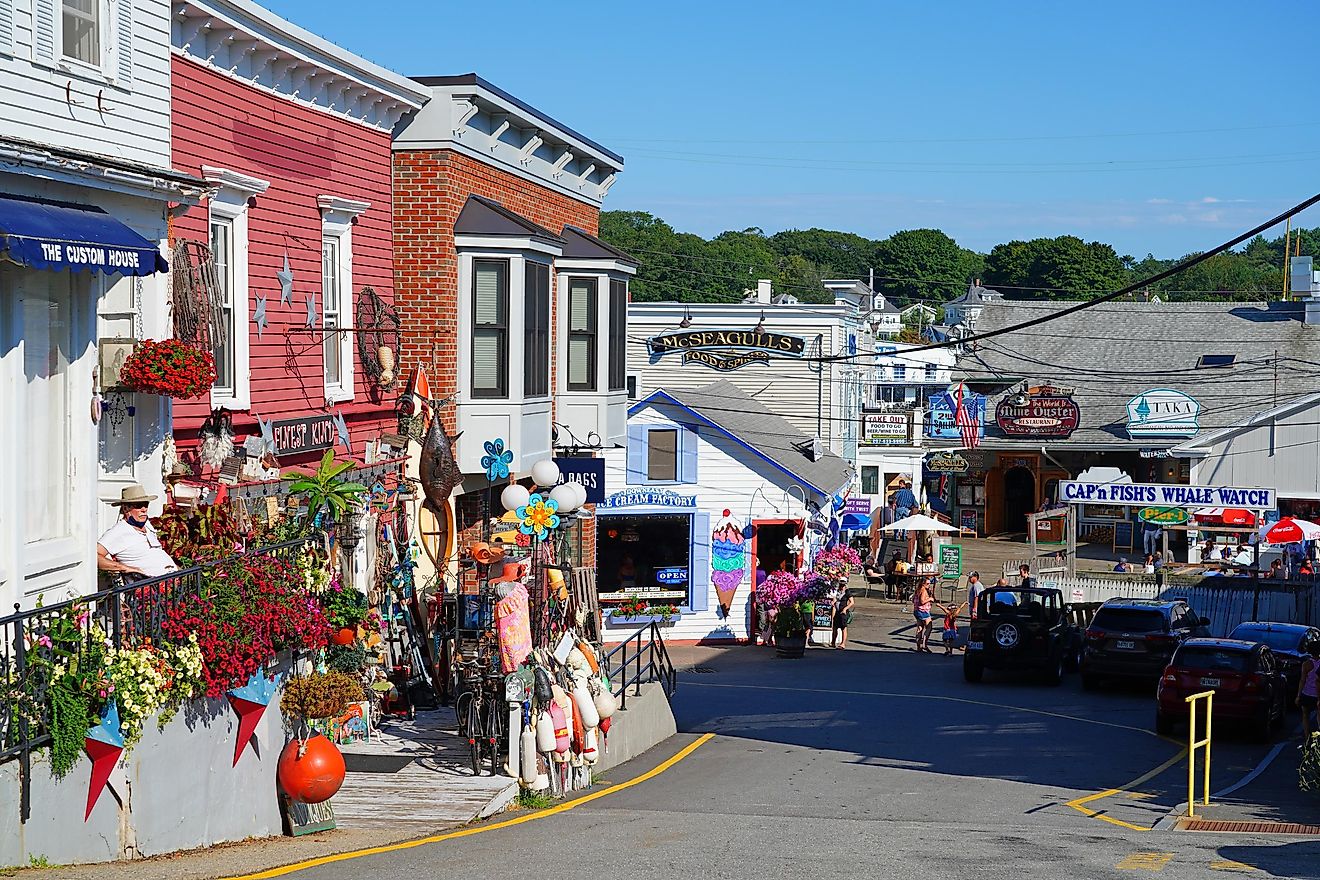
[{"xmin": 1155, "ymin": 638, "xmax": 1288, "ymax": 741}]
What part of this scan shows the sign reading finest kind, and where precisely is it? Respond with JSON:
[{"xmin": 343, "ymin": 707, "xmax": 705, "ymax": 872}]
[{"xmin": 1059, "ymin": 481, "xmax": 1275, "ymax": 509}]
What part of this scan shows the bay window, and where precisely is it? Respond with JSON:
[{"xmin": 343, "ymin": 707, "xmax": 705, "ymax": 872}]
[
  {"xmin": 472, "ymin": 259, "xmax": 509, "ymax": 398},
  {"xmin": 567, "ymin": 277, "xmax": 597, "ymax": 392}
]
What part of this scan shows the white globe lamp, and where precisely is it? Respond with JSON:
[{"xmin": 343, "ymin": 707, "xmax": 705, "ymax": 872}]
[
  {"xmin": 500, "ymin": 483, "xmax": 531, "ymax": 513},
  {"xmin": 531, "ymin": 459, "xmax": 561, "ymax": 489},
  {"xmin": 548, "ymin": 483, "xmax": 578, "ymax": 513},
  {"xmin": 569, "ymin": 481, "xmax": 589, "ymax": 510}
]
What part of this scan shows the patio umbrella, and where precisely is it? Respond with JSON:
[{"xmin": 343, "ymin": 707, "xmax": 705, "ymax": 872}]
[
  {"xmin": 880, "ymin": 513, "xmax": 958, "ymax": 533},
  {"xmin": 1194, "ymin": 507, "xmax": 1256, "ymax": 525},
  {"xmin": 1260, "ymin": 517, "xmax": 1320, "ymax": 544}
]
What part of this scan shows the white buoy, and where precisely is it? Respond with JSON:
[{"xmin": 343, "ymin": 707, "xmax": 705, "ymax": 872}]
[
  {"xmin": 536, "ymin": 711, "xmax": 556, "ymax": 752},
  {"xmin": 520, "ymin": 728, "xmax": 538, "ymax": 784}
]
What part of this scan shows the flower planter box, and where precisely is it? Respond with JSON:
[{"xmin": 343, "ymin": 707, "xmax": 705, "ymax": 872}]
[
  {"xmin": 776, "ymin": 633, "xmax": 807, "ymax": 658},
  {"xmin": 606, "ymin": 612, "xmax": 679, "ymax": 627}
]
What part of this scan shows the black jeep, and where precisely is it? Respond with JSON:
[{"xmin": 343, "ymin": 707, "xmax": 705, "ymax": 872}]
[{"xmin": 963, "ymin": 587, "xmax": 1082, "ymax": 686}]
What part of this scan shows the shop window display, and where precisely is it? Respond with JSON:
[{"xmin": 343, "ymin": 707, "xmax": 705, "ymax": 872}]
[{"xmin": 597, "ymin": 514, "xmax": 692, "ymax": 606}]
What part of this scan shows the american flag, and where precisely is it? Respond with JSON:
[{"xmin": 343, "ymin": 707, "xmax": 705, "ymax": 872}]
[{"xmin": 953, "ymin": 383, "xmax": 980, "ymax": 449}]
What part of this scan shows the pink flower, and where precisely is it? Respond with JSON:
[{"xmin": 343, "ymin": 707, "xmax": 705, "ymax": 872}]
[{"xmin": 37, "ymin": 635, "xmax": 52, "ymax": 649}]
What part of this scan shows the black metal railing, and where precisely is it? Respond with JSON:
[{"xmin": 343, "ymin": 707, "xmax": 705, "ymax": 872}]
[
  {"xmin": 602, "ymin": 621, "xmax": 676, "ymax": 711},
  {"xmin": 0, "ymin": 538, "xmax": 308, "ymax": 821}
]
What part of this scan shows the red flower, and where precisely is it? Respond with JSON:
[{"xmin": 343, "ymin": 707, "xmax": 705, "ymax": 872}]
[{"xmin": 120, "ymin": 339, "xmax": 216, "ymax": 399}]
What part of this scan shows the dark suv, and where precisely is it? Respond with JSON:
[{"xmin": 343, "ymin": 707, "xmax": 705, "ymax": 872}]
[
  {"xmin": 1081, "ymin": 598, "xmax": 1211, "ymax": 689},
  {"xmin": 963, "ymin": 587, "xmax": 1082, "ymax": 685}
]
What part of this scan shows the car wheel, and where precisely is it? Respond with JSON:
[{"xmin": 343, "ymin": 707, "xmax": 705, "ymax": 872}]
[
  {"xmin": 963, "ymin": 660, "xmax": 984, "ymax": 683},
  {"xmin": 1155, "ymin": 711, "xmax": 1176, "ymax": 736},
  {"xmin": 1082, "ymin": 673, "xmax": 1101, "ymax": 692},
  {"xmin": 1254, "ymin": 711, "xmax": 1274, "ymax": 743},
  {"xmin": 1044, "ymin": 655, "xmax": 1064, "ymax": 686},
  {"xmin": 1063, "ymin": 646, "xmax": 1081, "ymax": 674}
]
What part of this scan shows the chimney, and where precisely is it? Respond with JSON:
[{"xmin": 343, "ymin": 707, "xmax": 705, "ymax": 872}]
[{"xmin": 756, "ymin": 279, "xmax": 772, "ymax": 304}]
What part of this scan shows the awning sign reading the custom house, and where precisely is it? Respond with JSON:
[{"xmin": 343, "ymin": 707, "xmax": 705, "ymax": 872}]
[
  {"xmin": 1059, "ymin": 480, "xmax": 1275, "ymax": 510},
  {"xmin": 648, "ymin": 329, "xmax": 806, "ymax": 372}
]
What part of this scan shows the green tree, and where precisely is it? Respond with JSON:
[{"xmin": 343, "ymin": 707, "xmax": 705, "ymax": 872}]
[
  {"xmin": 983, "ymin": 236, "xmax": 1127, "ymax": 298},
  {"xmin": 872, "ymin": 228, "xmax": 981, "ymax": 305},
  {"xmin": 769, "ymin": 228, "xmax": 875, "ymax": 281}
]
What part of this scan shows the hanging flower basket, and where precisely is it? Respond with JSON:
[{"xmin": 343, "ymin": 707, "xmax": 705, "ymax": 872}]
[{"xmin": 119, "ymin": 339, "xmax": 216, "ymax": 398}]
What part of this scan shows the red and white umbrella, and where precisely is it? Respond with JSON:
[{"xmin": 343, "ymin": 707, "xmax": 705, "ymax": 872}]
[
  {"xmin": 1194, "ymin": 507, "xmax": 1256, "ymax": 526},
  {"xmin": 1259, "ymin": 516, "xmax": 1320, "ymax": 544}
]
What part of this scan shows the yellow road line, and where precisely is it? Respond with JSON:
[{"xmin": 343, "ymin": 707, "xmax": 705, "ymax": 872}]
[
  {"xmin": 1116, "ymin": 851, "xmax": 1173, "ymax": 871},
  {"xmin": 685, "ymin": 680, "xmax": 1171, "ymax": 739},
  {"xmin": 1065, "ymin": 747, "xmax": 1188, "ymax": 832},
  {"xmin": 224, "ymin": 733, "xmax": 715, "ymax": 880}
]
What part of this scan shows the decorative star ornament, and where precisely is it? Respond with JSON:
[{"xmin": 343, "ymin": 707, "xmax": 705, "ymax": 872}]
[
  {"xmin": 84, "ymin": 700, "xmax": 124, "ymax": 820},
  {"xmin": 480, "ymin": 438, "xmax": 514, "ymax": 482},
  {"xmin": 253, "ymin": 295, "xmax": 268, "ymax": 338},
  {"xmin": 305, "ymin": 291, "xmax": 319, "ymax": 328},
  {"xmin": 258, "ymin": 416, "xmax": 275, "ymax": 455},
  {"xmin": 227, "ymin": 671, "xmax": 279, "ymax": 766},
  {"xmin": 277, "ymin": 250, "xmax": 294, "ymax": 304},
  {"xmin": 333, "ymin": 411, "xmax": 350, "ymax": 451}
]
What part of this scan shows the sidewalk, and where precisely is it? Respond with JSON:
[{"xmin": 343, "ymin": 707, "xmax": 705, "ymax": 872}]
[
  {"xmin": 20, "ymin": 708, "xmax": 517, "ymax": 880},
  {"xmin": 1169, "ymin": 740, "xmax": 1320, "ymax": 833}
]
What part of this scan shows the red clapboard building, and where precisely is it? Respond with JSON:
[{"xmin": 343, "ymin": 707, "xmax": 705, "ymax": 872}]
[{"xmin": 168, "ymin": 0, "xmax": 428, "ymax": 482}]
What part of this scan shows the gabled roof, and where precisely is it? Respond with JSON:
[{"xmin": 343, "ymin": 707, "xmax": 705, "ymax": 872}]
[
  {"xmin": 629, "ymin": 380, "xmax": 854, "ymax": 498},
  {"xmin": 561, "ymin": 225, "xmax": 639, "ymax": 266},
  {"xmin": 875, "ymin": 299, "xmax": 901, "ymax": 315},
  {"xmin": 453, "ymin": 195, "xmax": 564, "ymax": 243},
  {"xmin": 947, "ymin": 284, "xmax": 1004, "ymax": 306},
  {"xmin": 1172, "ymin": 391, "xmax": 1320, "ymax": 454}
]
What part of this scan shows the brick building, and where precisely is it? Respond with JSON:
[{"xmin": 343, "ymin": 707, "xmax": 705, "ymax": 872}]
[{"xmin": 392, "ymin": 75, "xmax": 632, "ymax": 587}]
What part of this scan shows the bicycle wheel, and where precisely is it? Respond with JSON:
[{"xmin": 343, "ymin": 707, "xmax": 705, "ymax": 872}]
[
  {"xmin": 485, "ymin": 697, "xmax": 505, "ymax": 777},
  {"xmin": 462, "ymin": 694, "xmax": 483, "ymax": 777}
]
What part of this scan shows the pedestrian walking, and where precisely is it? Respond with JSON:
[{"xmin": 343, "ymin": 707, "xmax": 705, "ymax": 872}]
[
  {"xmin": 1142, "ymin": 522, "xmax": 1163, "ymax": 557},
  {"xmin": 966, "ymin": 571, "xmax": 984, "ymax": 620},
  {"xmin": 1017, "ymin": 564, "xmax": 1036, "ymax": 589},
  {"xmin": 1299, "ymin": 641, "xmax": 1320, "ymax": 747},
  {"xmin": 832, "ymin": 587, "xmax": 855, "ymax": 649},
  {"xmin": 912, "ymin": 577, "xmax": 936, "ymax": 653}
]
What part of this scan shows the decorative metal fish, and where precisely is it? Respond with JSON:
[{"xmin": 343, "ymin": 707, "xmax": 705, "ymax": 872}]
[{"xmin": 419, "ymin": 405, "xmax": 462, "ymax": 511}]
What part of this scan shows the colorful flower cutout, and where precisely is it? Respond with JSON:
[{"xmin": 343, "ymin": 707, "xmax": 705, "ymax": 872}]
[
  {"xmin": 481, "ymin": 438, "xmax": 514, "ymax": 482},
  {"xmin": 515, "ymin": 493, "xmax": 560, "ymax": 537}
]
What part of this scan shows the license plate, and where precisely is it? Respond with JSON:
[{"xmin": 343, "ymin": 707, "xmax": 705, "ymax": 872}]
[
  {"xmin": 1200, "ymin": 677, "xmax": 1220, "ymax": 687},
  {"xmin": 1116, "ymin": 640, "xmax": 1136, "ymax": 649},
  {"xmin": 967, "ymin": 641, "xmax": 984, "ymax": 651}
]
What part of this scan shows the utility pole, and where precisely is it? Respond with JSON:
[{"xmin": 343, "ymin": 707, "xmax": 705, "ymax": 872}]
[{"xmin": 1283, "ymin": 218, "xmax": 1292, "ymax": 300}]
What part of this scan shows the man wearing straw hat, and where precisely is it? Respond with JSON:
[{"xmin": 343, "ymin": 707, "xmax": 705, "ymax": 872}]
[{"xmin": 96, "ymin": 484, "xmax": 178, "ymax": 579}]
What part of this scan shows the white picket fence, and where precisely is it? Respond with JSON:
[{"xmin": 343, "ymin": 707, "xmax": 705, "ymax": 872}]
[{"xmin": 1037, "ymin": 574, "xmax": 1320, "ymax": 638}]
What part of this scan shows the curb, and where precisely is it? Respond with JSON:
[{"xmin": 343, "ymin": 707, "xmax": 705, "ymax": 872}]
[{"xmin": 477, "ymin": 781, "xmax": 520, "ymax": 819}]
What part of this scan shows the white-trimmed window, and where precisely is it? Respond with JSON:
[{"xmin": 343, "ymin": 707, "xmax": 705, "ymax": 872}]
[
  {"xmin": 61, "ymin": 0, "xmax": 100, "ymax": 65},
  {"xmin": 523, "ymin": 262, "xmax": 550, "ymax": 398},
  {"xmin": 566, "ymin": 276, "xmax": 596, "ymax": 392},
  {"xmin": 317, "ymin": 196, "xmax": 369, "ymax": 404},
  {"xmin": 608, "ymin": 278, "xmax": 627, "ymax": 391},
  {"xmin": 201, "ymin": 167, "xmax": 269, "ymax": 411},
  {"xmin": 472, "ymin": 258, "xmax": 509, "ymax": 399}
]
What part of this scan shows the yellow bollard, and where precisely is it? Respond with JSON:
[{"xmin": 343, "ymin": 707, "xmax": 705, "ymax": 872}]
[{"xmin": 1186, "ymin": 690, "xmax": 1214, "ymax": 817}]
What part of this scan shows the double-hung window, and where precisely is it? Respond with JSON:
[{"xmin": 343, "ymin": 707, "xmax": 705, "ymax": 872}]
[
  {"xmin": 523, "ymin": 262, "xmax": 550, "ymax": 397},
  {"xmin": 567, "ymin": 277, "xmax": 597, "ymax": 392},
  {"xmin": 608, "ymin": 279, "xmax": 627, "ymax": 391},
  {"xmin": 472, "ymin": 259, "xmax": 509, "ymax": 398},
  {"xmin": 209, "ymin": 217, "xmax": 235, "ymax": 395},
  {"xmin": 317, "ymin": 196, "xmax": 367, "ymax": 403},
  {"xmin": 322, "ymin": 235, "xmax": 344, "ymax": 392},
  {"xmin": 62, "ymin": 0, "xmax": 100, "ymax": 65},
  {"xmin": 924, "ymin": 363, "xmax": 936, "ymax": 382},
  {"xmin": 646, "ymin": 428, "xmax": 679, "ymax": 482},
  {"xmin": 892, "ymin": 364, "xmax": 906, "ymax": 381}
]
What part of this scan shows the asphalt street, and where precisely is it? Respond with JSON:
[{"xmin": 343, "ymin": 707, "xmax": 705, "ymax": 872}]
[{"xmin": 283, "ymin": 599, "xmax": 1320, "ymax": 880}]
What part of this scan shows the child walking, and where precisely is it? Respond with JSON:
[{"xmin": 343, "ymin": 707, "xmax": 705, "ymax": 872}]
[{"xmin": 937, "ymin": 601, "xmax": 966, "ymax": 656}]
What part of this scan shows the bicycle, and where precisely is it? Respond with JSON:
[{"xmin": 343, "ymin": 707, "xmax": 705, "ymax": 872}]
[{"xmin": 454, "ymin": 660, "xmax": 487, "ymax": 776}]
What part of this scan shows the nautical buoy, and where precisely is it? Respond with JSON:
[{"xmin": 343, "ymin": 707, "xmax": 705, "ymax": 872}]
[
  {"xmin": 520, "ymin": 728, "xmax": 538, "ymax": 784},
  {"xmin": 536, "ymin": 711, "xmax": 556, "ymax": 752},
  {"xmin": 572, "ymin": 680, "xmax": 600, "ymax": 729},
  {"xmin": 549, "ymin": 701, "xmax": 570, "ymax": 753}
]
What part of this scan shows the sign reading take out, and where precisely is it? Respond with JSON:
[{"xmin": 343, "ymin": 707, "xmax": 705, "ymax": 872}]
[{"xmin": 1059, "ymin": 480, "xmax": 1274, "ymax": 510}]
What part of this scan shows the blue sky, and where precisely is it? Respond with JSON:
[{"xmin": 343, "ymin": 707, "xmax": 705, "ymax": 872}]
[{"xmin": 270, "ymin": 0, "xmax": 1320, "ymax": 258}]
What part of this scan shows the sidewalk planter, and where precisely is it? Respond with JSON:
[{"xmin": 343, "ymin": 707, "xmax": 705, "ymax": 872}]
[
  {"xmin": 607, "ymin": 612, "xmax": 680, "ymax": 627},
  {"xmin": 776, "ymin": 633, "xmax": 807, "ymax": 658}
]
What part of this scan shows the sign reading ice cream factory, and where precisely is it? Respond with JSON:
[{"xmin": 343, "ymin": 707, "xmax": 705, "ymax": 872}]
[{"xmin": 648, "ymin": 328, "xmax": 806, "ymax": 372}]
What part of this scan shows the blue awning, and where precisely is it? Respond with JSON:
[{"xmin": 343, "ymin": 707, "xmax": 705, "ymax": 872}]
[
  {"xmin": 841, "ymin": 513, "xmax": 872, "ymax": 531},
  {"xmin": 0, "ymin": 195, "xmax": 167, "ymax": 276}
]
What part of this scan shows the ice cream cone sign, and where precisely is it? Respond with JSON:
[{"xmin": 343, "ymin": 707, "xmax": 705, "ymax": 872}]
[{"xmin": 711, "ymin": 509, "xmax": 748, "ymax": 617}]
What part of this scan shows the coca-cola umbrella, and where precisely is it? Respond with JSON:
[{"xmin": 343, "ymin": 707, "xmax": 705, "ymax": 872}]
[
  {"xmin": 1194, "ymin": 507, "xmax": 1256, "ymax": 526},
  {"xmin": 1259, "ymin": 517, "xmax": 1320, "ymax": 545}
]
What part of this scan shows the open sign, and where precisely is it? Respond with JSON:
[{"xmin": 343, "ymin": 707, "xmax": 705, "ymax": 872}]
[{"xmin": 655, "ymin": 567, "xmax": 688, "ymax": 585}]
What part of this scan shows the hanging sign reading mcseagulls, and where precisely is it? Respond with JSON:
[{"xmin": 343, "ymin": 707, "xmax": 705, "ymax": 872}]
[
  {"xmin": 995, "ymin": 386, "xmax": 1081, "ymax": 438},
  {"xmin": 647, "ymin": 329, "xmax": 806, "ymax": 372}
]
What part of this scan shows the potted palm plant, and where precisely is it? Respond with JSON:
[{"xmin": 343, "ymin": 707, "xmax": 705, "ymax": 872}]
[{"xmin": 282, "ymin": 449, "xmax": 368, "ymax": 530}]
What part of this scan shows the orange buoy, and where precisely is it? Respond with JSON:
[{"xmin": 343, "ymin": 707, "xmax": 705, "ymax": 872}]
[
  {"xmin": 277, "ymin": 734, "xmax": 346, "ymax": 804},
  {"xmin": 330, "ymin": 627, "xmax": 357, "ymax": 646}
]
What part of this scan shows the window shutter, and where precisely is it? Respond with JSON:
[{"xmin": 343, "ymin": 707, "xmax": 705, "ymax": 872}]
[
  {"xmin": 688, "ymin": 510, "xmax": 711, "ymax": 612},
  {"xmin": 678, "ymin": 427, "xmax": 699, "ymax": 484},
  {"xmin": 32, "ymin": 0, "xmax": 55, "ymax": 66},
  {"xmin": 113, "ymin": 0, "xmax": 133, "ymax": 83},
  {"xmin": 625, "ymin": 424, "xmax": 646, "ymax": 485},
  {"xmin": 0, "ymin": 0, "xmax": 13, "ymax": 56}
]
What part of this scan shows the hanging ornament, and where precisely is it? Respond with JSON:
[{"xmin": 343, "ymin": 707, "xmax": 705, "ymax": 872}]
[
  {"xmin": 84, "ymin": 700, "xmax": 124, "ymax": 820},
  {"xmin": 481, "ymin": 438, "xmax": 513, "ymax": 482},
  {"xmin": 277, "ymin": 250, "xmax": 294, "ymax": 304},
  {"xmin": 227, "ymin": 671, "xmax": 279, "ymax": 766},
  {"xmin": 253, "ymin": 295, "xmax": 268, "ymax": 338},
  {"xmin": 333, "ymin": 411, "xmax": 350, "ymax": 451},
  {"xmin": 516, "ymin": 493, "xmax": 560, "ymax": 538},
  {"xmin": 305, "ymin": 291, "xmax": 319, "ymax": 328}
]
